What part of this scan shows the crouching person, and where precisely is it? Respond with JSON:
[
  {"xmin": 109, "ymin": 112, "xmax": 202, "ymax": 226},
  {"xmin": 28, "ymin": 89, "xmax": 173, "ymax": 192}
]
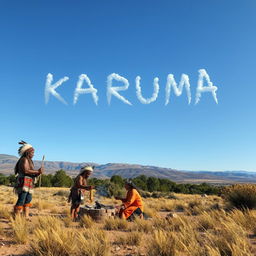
[
  {"xmin": 68, "ymin": 166, "xmax": 95, "ymax": 221},
  {"xmin": 115, "ymin": 180, "xmax": 144, "ymax": 220},
  {"xmin": 14, "ymin": 141, "xmax": 43, "ymax": 218}
]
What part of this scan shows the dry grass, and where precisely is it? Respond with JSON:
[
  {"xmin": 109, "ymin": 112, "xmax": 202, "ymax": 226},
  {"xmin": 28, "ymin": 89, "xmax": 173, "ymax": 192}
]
[
  {"xmin": 10, "ymin": 215, "xmax": 29, "ymax": 244},
  {"xmin": 50, "ymin": 207, "xmax": 59, "ymax": 214},
  {"xmin": 30, "ymin": 225, "xmax": 110, "ymax": 256},
  {"xmin": 115, "ymin": 231, "xmax": 142, "ymax": 246},
  {"xmin": 132, "ymin": 217, "xmax": 153, "ymax": 233},
  {"xmin": 0, "ymin": 186, "xmax": 256, "ymax": 256},
  {"xmin": 80, "ymin": 215, "xmax": 94, "ymax": 228},
  {"xmin": 147, "ymin": 213, "xmax": 254, "ymax": 256},
  {"xmin": 147, "ymin": 230, "xmax": 176, "ymax": 256},
  {"xmin": 78, "ymin": 229, "xmax": 110, "ymax": 256},
  {"xmin": 0, "ymin": 204, "xmax": 10, "ymax": 219},
  {"xmin": 5, "ymin": 197, "xmax": 16, "ymax": 204},
  {"xmin": 0, "ymin": 221, "xmax": 4, "ymax": 236},
  {"xmin": 104, "ymin": 217, "xmax": 128, "ymax": 230},
  {"xmin": 35, "ymin": 215, "xmax": 65, "ymax": 231},
  {"xmin": 61, "ymin": 207, "xmax": 70, "ymax": 215},
  {"xmin": 62, "ymin": 216, "xmax": 73, "ymax": 227},
  {"xmin": 143, "ymin": 205, "xmax": 158, "ymax": 217},
  {"xmin": 196, "ymin": 211, "xmax": 216, "ymax": 231},
  {"xmin": 32, "ymin": 200, "xmax": 54, "ymax": 210}
]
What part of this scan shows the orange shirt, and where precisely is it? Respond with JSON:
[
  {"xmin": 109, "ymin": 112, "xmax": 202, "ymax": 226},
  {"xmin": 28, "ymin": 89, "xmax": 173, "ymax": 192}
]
[{"xmin": 122, "ymin": 188, "xmax": 144, "ymax": 211}]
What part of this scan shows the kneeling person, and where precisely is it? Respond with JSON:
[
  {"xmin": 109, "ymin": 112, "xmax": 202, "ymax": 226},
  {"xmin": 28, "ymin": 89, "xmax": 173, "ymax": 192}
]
[{"xmin": 115, "ymin": 180, "xmax": 144, "ymax": 220}]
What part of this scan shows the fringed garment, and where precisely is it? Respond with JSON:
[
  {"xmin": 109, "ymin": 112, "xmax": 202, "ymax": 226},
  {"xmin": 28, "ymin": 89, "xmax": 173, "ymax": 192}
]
[
  {"xmin": 14, "ymin": 156, "xmax": 36, "ymax": 194},
  {"xmin": 14, "ymin": 175, "xmax": 35, "ymax": 194},
  {"xmin": 68, "ymin": 174, "xmax": 87, "ymax": 206}
]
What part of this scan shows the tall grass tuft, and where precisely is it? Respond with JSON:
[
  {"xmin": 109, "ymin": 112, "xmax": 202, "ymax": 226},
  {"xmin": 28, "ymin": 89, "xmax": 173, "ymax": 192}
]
[
  {"xmin": 115, "ymin": 231, "xmax": 142, "ymax": 246},
  {"xmin": 197, "ymin": 211, "xmax": 216, "ymax": 231},
  {"xmin": 104, "ymin": 218, "xmax": 128, "ymax": 230},
  {"xmin": 30, "ymin": 219, "xmax": 109, "ymax": 256},
  {"xmin": 132, "ymin": 217, "xmax": 153, "ymax": 233},
  {"xmin": 10, "ymin": 215, "xmax": 28, "ymax": 244},
  {"xmin": 78, "ymin": 229, "xmax": 110, "ymax": 256},
  {"xmin": 206, "ymin": 221, "xmax": 253, "ymax": 256},
  {"xmin": 62, "ymin": 216, "xmax": 73, "ymax": 227},
  {"xmin": 35, "ymin": 215, "xmax": 65, "ymax": 230},
  {"xmin": 147, "ymin": 230, "xmax": 176, "ymax": 256},
  {"xmin": 80, "ymin": 215, "xmax": 94, "ymax": 228}
]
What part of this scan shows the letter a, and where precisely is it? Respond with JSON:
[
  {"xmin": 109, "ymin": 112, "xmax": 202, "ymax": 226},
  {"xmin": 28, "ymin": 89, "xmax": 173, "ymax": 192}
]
[
  {"xmin": 73, "ymin": 74, "xmax": 99, "ymax": 105},
  {"xmin": 195, "ymin": 69, "xmax": 218, "ymax": 104}
]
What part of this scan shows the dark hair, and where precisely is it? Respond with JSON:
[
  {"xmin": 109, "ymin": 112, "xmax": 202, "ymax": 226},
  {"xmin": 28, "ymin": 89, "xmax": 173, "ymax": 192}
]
[
  {"xmin": 14, "ymin": 151, "xmax": 34, "ymax": 175},
  {"xmin": 125, "ymin": 180, "xmax": 137, "ymax": 189}
]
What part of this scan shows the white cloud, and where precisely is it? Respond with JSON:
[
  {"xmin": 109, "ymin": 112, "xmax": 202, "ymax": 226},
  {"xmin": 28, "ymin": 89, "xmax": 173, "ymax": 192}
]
[
  {"xmin": 195, "ymin": 69, "xmax": 218, "ymax": 104},
  {"xmin": 107, "ymin": 73, "xmax": 132, "ymax": 105},
  {"xmin": 45, "ymin": 73, "xmax": 69, "ymax": 105},
  {"xmin": 135, "ymin": 76, "xmax": 160, "ymax": 104},
  {"xmin": 73, "ymin": 74, "xmax": 99, "ymax": 105},
  {"xmin": 165, "ymin": 74, "xmax": 191, "ymax": 105}
]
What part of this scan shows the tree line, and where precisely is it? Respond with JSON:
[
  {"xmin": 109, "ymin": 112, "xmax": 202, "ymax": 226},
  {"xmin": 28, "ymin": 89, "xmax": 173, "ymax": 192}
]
[{"xmin": 0, "ymin": 170, "xmax": 221, "ymax": 196}]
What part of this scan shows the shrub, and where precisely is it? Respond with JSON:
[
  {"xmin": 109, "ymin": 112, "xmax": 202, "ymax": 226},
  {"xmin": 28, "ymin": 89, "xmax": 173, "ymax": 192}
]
[
  {"xmin": 223, "ymin": 184, "xmax": 256, "ymax": 210},
  {"xmin": 140, "ymin": 191, "xmax": 152, "ymax": 198}
]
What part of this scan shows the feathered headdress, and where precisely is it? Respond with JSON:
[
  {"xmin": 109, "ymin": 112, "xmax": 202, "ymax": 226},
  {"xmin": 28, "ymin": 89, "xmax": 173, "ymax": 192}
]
[
  {"xmin": 79, "ymin": 165, "xmax": 94, "ymax": 174},
  {"xmin": 18, "ymin": 140, "xmax": 33, "ymax": 156}
]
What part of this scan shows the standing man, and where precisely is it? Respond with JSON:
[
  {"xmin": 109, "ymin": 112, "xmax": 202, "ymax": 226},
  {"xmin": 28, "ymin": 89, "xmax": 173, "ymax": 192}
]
[
  {"xmin": 68, "ymin": 166, "xmax": 94, "ymax": 221},
  {"xmin": 14, "ymin": 141, "xmax": 43, "ymax": 217}
]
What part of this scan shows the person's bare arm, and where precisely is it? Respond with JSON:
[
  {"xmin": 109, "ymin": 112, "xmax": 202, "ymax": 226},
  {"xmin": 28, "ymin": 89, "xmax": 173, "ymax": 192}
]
[
  {"xmin": 23, "ymin": 158, "xmax": 42, "ymax": 176},
  {"xmin": 76, "ymin": 176, "xmax": 94, "ymax": 190}
]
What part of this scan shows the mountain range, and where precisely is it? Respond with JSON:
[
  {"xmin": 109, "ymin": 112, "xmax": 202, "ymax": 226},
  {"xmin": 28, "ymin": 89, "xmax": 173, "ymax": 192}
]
[{"xmin": 1, "ymin": 154, "xmax": 255, "ymax": 184}]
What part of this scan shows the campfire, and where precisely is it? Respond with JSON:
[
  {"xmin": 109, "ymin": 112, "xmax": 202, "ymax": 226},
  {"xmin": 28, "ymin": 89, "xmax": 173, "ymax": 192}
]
[
  {"xmin": 80, "ymin": 201, "xmax": 116, "ymax": 222},
  {"xmin": 84, "ymin": 201, "xmax": 115, "ymax": 210}
]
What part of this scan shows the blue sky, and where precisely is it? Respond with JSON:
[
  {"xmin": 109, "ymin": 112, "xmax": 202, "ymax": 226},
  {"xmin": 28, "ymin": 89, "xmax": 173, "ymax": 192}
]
[{"xmin": 0, "ymin": 0, "xmax": 255, "ymax": 172}]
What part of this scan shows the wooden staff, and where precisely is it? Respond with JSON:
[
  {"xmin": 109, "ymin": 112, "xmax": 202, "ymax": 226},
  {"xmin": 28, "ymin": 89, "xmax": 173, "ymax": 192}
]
[
  {"xmin": 39, "ymin": 155, "xmax": 45, "ymax": 188},
  {"xmin": 37, "ymin": 155, "xmax": 45, "ymax": 215},
  {"xmin": 89, "ymin": 189, "xmax": 94, "ymax": 203}
]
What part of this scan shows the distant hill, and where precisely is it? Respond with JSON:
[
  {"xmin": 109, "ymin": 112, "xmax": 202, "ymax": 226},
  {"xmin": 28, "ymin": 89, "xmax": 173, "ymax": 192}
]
[
  {"xmin": 0, "ymin": 154, "xmax": 255, "ymax": 184},
  {"xmin": 0, "ymin": 154, "xmax": 97, "ymax": 176}
]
